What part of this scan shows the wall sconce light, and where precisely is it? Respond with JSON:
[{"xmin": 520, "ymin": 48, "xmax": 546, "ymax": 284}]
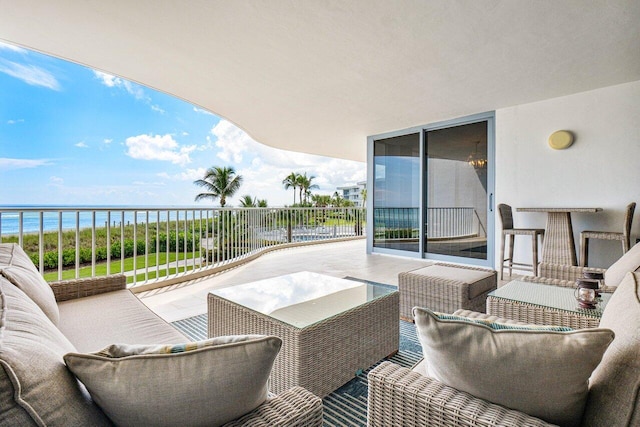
[{"xmin": 548, "ymin": 130, "xmax": 574, "ymax": 150}]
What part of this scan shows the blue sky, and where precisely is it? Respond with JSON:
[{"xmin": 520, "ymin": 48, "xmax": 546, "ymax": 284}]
[{"xmin": 0, "ymin": 41, "xmax": 365, "ymax": 207}]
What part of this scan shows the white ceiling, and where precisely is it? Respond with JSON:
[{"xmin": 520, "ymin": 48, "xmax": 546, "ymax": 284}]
[{"xmin": 1, "ymin": 1, "xmax": 639, "ymax": 162}]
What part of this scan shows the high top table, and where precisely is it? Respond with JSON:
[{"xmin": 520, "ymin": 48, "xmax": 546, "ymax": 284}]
[{"xmin": 517, "ymin": 207, "xmax": 602, "ymax": 266}]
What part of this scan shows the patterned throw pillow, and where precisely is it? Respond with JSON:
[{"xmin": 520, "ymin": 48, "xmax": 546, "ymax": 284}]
[
  {"xmin": 432, "ymin": 312, "xmax": 573, "ymax": 331},
  {"xmin": 65, "ymin": 335, "xmax": 281, "ymax": 427}
]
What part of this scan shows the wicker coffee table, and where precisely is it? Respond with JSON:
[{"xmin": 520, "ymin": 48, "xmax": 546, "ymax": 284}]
[
  {"xmin": 207, "ymin": 272, "xmax": 399, "ymax": 398},
  {"xmin": 486, "ymin": 280, "xmax": 611, "ymax": 329}
]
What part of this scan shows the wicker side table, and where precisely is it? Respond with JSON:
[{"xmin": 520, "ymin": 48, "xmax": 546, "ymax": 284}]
[
  {"xmin": 398, "ymin": 263, "xmax": 497, "ymax": 320},
  {"xmin": 207, "ymin": 272, "xmax": 399, "ymax": 398},
  {"xmin": 486, "ymin": 280, "xmax": 611, "ymax": 329}
]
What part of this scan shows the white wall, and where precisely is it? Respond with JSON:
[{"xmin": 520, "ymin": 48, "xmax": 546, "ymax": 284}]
[{"xmin": 495, "ymin": 80, "xmax": 640, "ymax": 270}]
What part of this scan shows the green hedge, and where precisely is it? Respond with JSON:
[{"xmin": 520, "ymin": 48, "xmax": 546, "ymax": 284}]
[{"xmin": 29, "ymin": 232, "xmax": 200, "ymax": 270}]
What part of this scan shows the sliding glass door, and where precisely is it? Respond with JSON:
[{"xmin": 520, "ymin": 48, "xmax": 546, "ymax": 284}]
[
  {"xmin": 372, "ymin": 133, "xmax": 420, "ymax": 252},
  {"xmin": 368, "ymin": 113, "xmax": 494, "ymax": 267},
  {"xmin": 424, "ymin": 120, "xmax": 490, "ymax": 261}
]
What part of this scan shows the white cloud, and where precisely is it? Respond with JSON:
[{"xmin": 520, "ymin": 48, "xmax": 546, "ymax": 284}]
[
  {"xmin": 212, "ymin": 120, "xmax": 252, "ymax": 163},
  {"xmin": 0, "ymin": 41, "xmax": 28, "ymax": 53},
  {"xmin": 125, "ymin": 134, "xmax": 195, "ymax": 166},
  {"xmin": 193, "ymin": 107, "xmax": 214, "ymax": 115},
  {"xmin": 75, "ymin": 141, "xmax": 88, "ymax": 148},
  {"xmin": 151, "ymin": 104, "xmax": 165, "ymax": 114},
  {"xmin": 158, "ymin": 167, "xmax": 206, "ymax": 181},
  {"xmin": 7, "ymin": 119, "xmax": 24, "ymax": 125},
  {"xmin": 93, "ymin": 70, "xmax": 148, "ymax": 101},
  {"xmin": 103, "ymin": 139, "xmax": 113, "ymax": 145},
  {"xmin": 210, "ymin": 119, "xmax": 366, "ymax": 196},
  {"xmin": 0, "ymin": 158, "xmax": 53, "ymax": 171},
  {"xmin": 49, "ymin": 176, "xmax": 64, "ymax": 185},
  {"xmin": 0, "ymin": 59, "xmax": 61, "ymax": 90}
]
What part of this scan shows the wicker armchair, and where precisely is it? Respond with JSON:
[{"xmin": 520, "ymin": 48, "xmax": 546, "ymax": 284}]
[
  {"xmin": 368, "ymin": 362, "xmax": 554, "ymax": 427},
  {"xmin": 368, "ymin": 272, "xmax": 640, "ymax": 427},
  {"xmin": 515, "ymin": 240, "xmax": 640, "ymax": 295}
]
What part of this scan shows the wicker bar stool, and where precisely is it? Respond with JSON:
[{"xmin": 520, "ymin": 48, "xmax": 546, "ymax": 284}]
[
  {"xmin": 580, "ymin": 202, "xmax": 636, "ymax": 267},
  {"xmin": 498, "ymin": 204, "xmax": 545, "ymax": 279}
]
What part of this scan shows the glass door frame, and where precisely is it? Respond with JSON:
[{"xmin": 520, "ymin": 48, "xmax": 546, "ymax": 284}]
[{"xmin": 367, "ymin": 111, "xmax": 495, "ymax": 268}]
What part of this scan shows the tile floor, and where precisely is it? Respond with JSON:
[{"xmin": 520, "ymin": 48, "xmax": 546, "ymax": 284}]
[{"xmin": 138, "ymin": 239, "xmax": 516, "ymax": 323}]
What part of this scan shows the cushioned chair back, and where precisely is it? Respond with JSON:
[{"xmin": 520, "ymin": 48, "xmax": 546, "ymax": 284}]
[
  {"xmin": 582, "ymin": 272, "xmax": 640, "ymax": 426},
  {"xmin": 624, "ymin": 202, "xmax": 636, "ymax": 238},
  {"xmin": 498, "ymin": 204, "xmax": 514, "ymax": 230}
]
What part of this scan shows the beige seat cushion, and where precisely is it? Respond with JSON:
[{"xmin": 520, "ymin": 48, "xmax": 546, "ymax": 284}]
[
  {"xmin": 65, "ymin": 335, "xmax": 282, "ymax": 427},
  {"xmin": 583, "ymin": 271, "xmax": 640, "ymax": 427},
  {"xmin": 603, "ymin": 241, "xmax": 640, "ymax": 287},
  {"xmin": 0, "ymin": 243, "xmax": 59, "ymax": 324},
  {"xmin": 414, "ymin": 307, "xmax": 614, "ymax": 427},
  {"xmin": 58, "ymin": 289, "xmax": 187, "ymax": 352},
  {"xmin": 0, "ymin": 279, "xmax": 110, "ymax": 426},
  {"xmin": 408, "ymin": 265, "xmax": 496, "ymax": 299}
]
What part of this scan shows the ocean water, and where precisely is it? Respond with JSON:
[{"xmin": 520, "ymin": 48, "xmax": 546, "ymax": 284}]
[{"xmin": 0, "ymin": 206, "xmax": 196, "ymax": 235}]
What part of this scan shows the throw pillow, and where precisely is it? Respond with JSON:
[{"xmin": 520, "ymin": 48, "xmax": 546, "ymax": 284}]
[
  {"xmin": 413, "ymin": 307, "xmax": 614, "ymax": 427},
  {"xmin": 0, "ymin": 243, "xmax": 59, "ymax": 324},
  {"xmin": 603, "ymin": 241, "xmax": 640, "ymax": 287},
  {"xmin": 0, "ymin": 279, "xmax": 111, "ymax": 426},
  {"xmin": 64, "ymin": 335, "xmax": 282, "ymax": 427},
  {"xmin": 582, "ymin": 271, "xmax": 640, "ymax": 427}
]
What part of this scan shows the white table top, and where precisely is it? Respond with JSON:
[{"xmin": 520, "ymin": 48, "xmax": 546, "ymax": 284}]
[
  {"xmin": 209, "ymin": 271, "xmax": 396, "ymax": 328},
  {"xmin": 489, "ymin": 280, "xmax": 611, "ymax": 317},
  {"xmin": 517, "ymin": 207, "xmax": 602, "ymax": 213}
]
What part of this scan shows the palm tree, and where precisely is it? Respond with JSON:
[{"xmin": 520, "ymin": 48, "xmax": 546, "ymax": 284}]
[
  {"xmin": 193, "ymin": 166, "xmax": 243, "ymax": 207},
  {"xmin": 239, "ymin": 195, "xmax": 257, "ymax": 207},
  {"xmin": 256, "ymin": 199, "xmax": 268, "ymax": 207},
  {"xmin": 282, "ymin": 172, "xmax": 299, "ymax": 205},
  {"xmin": 312, "ymin": 194, "xmax": 332, "ymax": 207},
  {"xmin": 298, "ymin": 173, "xmax": 319, "ymax": 204}
]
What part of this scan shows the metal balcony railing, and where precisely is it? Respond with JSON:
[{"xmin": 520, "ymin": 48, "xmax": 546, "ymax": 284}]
[
  {"xmin": 0, "ymin": 206, "xmax": 365, "ymax": 289},
  {"xmin": 373, "ymin": 207, "xmax": 484, "ymax": 241}
]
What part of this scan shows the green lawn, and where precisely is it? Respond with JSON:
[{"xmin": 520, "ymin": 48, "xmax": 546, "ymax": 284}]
[{"xmin": 43, "ymin": 251, "xmax": 199, "ymax": 282}]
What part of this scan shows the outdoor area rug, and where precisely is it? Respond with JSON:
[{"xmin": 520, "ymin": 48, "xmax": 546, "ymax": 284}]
[{"xmin": 171, "ymin": 278, "xmax": 423, "ymax": 427}]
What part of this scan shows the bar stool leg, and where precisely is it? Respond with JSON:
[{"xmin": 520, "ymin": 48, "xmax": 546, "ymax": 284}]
[
  {"xmin": 580, "ymin": 235, "xmax": 589, "ymax": 267},
  {"xmin": 499, "ymin": 232, "xmax": 506, "ymax": 280},
  {"xmin": 532, "ymin": 233, "xmax": 539, "ymax": 276},
  {"xmin": 508, "ymin": 234, "xmax": 515, "ymax": 278}
]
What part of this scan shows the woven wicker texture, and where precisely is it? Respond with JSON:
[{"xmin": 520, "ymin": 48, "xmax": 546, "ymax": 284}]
[
  {"xmin": 398, "ymin": 263, "xmax": 497, "ymax": 319},
  {"xmin": 49, "ymin": 274, "xmax": 127, "ymax": 301},
  {"xmin": 222, "ymin": 386, "xmax": 323, "ymax": 427},
  {"xmin": 580, "ymin": 202, "xmax": 635, "ymax": 266},
  {"xmin": 208, "ymin": 290, "xmax": 399, "ymax": 398},
  {"xmin": 517, "ymin": 207, "xmax": 602, "ymax": 267},
  {"xmin": 486, "ymin": 281, "xmax": 610, "ymax": 328},
  {"xmin": 538, "ymin": 263, "xmax": 606, "ymax": 283},
  {"xmin": 367, "ymin": 361, "xmax": 554, "ymax": 427}
]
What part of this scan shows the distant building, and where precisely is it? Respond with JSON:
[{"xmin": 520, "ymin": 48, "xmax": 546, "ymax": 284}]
[{"xmin": 336, "ymin": 181, "xmax": 367, "ymax": 206}]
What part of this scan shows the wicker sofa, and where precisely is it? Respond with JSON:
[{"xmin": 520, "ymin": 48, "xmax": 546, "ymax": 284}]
[
  {"xmin": 367, "ymin": 270, "xmax": 640, "ymax": 427},
  {"xmin": 0, "ymin": 243, "xmax": 322, "ymax": 426}
]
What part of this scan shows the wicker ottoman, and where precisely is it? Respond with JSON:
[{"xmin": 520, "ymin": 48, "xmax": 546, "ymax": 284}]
[{"xmin": 398, "ymin": 263, "xmax": 497, "ymax": 320}]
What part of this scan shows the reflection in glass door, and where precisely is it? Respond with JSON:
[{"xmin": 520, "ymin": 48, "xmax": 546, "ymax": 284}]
[
  {"xmin": 372, "ymin": 133, "xmax": 420, "ymax": 252},
  {"xmin": 424, "ymin": 121, "xmax": 489, "ymax": 260}
]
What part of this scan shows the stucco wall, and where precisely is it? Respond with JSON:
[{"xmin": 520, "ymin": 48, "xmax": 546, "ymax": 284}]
[{"xmin": 495, "ymin": 80, "xmax": 640, "ymax": 269}]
